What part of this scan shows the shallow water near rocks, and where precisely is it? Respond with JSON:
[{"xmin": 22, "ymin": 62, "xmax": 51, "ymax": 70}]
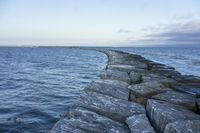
[{"xmin": 0, "ymin": 48, "xmax": 107, "ymax": 133}]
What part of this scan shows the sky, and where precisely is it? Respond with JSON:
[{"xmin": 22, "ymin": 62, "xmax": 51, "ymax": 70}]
[{"xmin": 0, "ymin": 0, "xmax": 200, "ymax": 47}]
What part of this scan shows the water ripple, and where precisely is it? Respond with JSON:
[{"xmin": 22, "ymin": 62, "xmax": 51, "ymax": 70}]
[{"xmin": 0, "ymin": 48, "xmax": 107, "ymax": 133}]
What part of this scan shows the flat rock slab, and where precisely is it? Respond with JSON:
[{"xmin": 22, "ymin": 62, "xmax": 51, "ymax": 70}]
[
  {"xmin": 76, "ymin": 91, "xmax": 145, "ymax": 122},
  {"xmin": 128, "ymin": 81, "xmax": 168, "ymax": 97},
  {"xmin": 164, "ymin": 120, "xmax": 200, "ymax": 133},
  {"xmin": 100, "ymin": 69, "xmax": 131, "ymax": 84},
  {"xmin": 84, "ymin": 80, "xmax": 129, "ymax": 100},
  {"xmin": 50, "ymin": 107, "xmax": 129, "ymax": 133},
  {"xmin": 126, "ymin": 114, "xmax": 156, "ymax": 133},
  {"xmin": 152, "ymin": 90, "xmax": 197, "ymax": 111},
  {"xmin": 95, "ymin": 79, "xmax": 129, "ymax": 89},
  {"xmin": 109, "ymin": 59, "xmax": 147, "ymax": 69},
  {"xmin": 142, "ymin": 74, "xmax": 176, "ymax": 87},
  {"xmin": 107, "ymin": 64, "xmax": 136, "ymax": 73},
  {"xmin": 147, "ymin": 99, "xmax": 200, "ymax": 133},
  {"xmin": 50, "ymin": 119, "xmax": 87, "ymax": 133}
]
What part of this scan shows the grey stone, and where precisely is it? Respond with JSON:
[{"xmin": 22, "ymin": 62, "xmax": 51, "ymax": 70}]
[
  {"xmin": 164, "ymin": 120, "xmax": 200, "ymax": 133},
  {"xmin": 142, "ymin": 74, "xmax": 176, "ymax": 87},
  {"xmin": 129, "ymin": 71, "xmax": 142, "ymax": 84},
  {"xmin": 146, "ymin": 99, "xmax": 200, "ymax": 133},
  {"xmin": 76, "ymin": 91, "xmax": 145, "ymax": 122},
  {"xmin": 107, "ymin": 64, "xmax": 135, "ymax": 73},
  {"xmin": 84, "ymin": 80, "xmax": 129, "ymax": 100},
  {"xmin": 152, "ymin": 90, "xmax": 196, "ymax": 111},
  {"xmin": 95, "ymin": 79, "xmax": 129, "ymax": 89},
  {"xmin": 107, "ymin": 53, "xmax": 147, "ymax": 69},
  {"xmin": 68, "ymin": 107, "xmax": 129, "ymax": 133},
  {"xmin": 128, "ymin": 81, "xmax": 169, "ymax": 97},
  {"xmin": 50, "ymin": 118, "xmax": 87, "ymax": 133},
  {"xmin": 100, "ymin": 69, "xmax": 131, "ymax": 84},
  {"xmin": 126, "ymin": 114, "xmax": 156, "ymax": 133},
  {"xmin": 173, "ymin": 84, "xmax": 200, "ymax": 97}
]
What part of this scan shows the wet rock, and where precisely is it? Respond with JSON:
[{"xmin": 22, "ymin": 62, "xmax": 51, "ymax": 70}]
[
  {"xmin": 152, "ymin": 90, "xmax": 196, "ymax": 111},
  {"xmin": 76, "ymin": 91, "xmax": 145, "ymax": 122},
  {"xmin": 84, "ymin": 80, "xmax": 129, "ymax": 100},
  {"xmin": 126, "ymin": 114, "xmax": 156, "ymax": 133},
  {"xmin": 129, "ymin": 71, "xmax": 142, "ymax": 84},
  {"xmin": 146, "ymin": 99, "xmax": 200, "ymax": 133},
  {"xmin": 164, "ymin": 120, "xmax": 200, "ymax": 133},
  {"xmin": 100, "ymin": 69, "xmax": 131, "ymax": 84},
  {"xmin": 107, "ymin": 64, "xmax": 135, "ymax": 73}
]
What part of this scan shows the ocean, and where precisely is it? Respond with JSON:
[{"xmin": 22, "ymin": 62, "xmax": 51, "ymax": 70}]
[
  {"xmin": 0, "ymin": 48, "xmax": 107, "ymax": 133},
  {"xmin": 0, "ymin": 47, "xmax": 200, "ymax": 133}
]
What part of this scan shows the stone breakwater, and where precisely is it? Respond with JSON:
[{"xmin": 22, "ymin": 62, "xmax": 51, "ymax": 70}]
[{"xmin": 50, "ymin": 49, "xmax": 200, "ymax": 133}]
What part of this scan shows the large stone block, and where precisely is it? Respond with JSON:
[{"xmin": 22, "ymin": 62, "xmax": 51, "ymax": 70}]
[
  {"xmin": 76, "ymin": 92, "xmax": 145, "ymax": 122},
  {"xmin": 142, "ymin": 74, "xmax": 176, "ymax": 87},
  {"xmin": 128, "ymin": 81, "xmax": 169, "ymax": 97},
  {"xmin": 95, "ymin": 79, "xmax": 129, "ymax": 89},
  {"xmin": 100, "ymin": 69, "xmax": 131, "ymax": 84},
  {"xmin": 107, "ymin": 64, "xmax": 135, "ymax": 73},
  {"xmin": 108, "ymin": 55, "xmax": 147, "ymax": 69},
  {"xmin": 164, "ymin": 120, "xmax": 200, "ymax": 133},
  {"xmin": 146, "ymin": 99, "xmax": 200, "ymax": 133},
  {"xmin": 50, "ymin": 107, "xmax": 129, "ymax": 133},
  {"xmin": 152, "ymin": 90, "xmax": 196, "ymax": 111},
  {"xmin": 126, "ymin": 114, "xmax": 156, "ymax": 133},
  {"xmin": 50, "ymin": 118, "xmax": 87, "ymax": 133},
  {"xmin": 84, "ymin": 80, "xmax": 129, "ymax": 100}
]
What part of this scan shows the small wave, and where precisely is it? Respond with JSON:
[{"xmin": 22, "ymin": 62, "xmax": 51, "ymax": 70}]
[
  {"xmin": 188, "ymin": 59, "xmax": 200, "ymax": 65},
  {"xmin": 170, "ymin": 55, "xmax": 188, "ymax": 60}
]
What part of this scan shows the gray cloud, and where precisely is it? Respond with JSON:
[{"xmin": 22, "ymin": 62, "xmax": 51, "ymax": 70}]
[
  {"xmin": 118, "ymin": 29, "xmax": 132, "ymax": 33},
  {"xmin": 143, "ymin": 20, "xmax": 200, "ymax": 46}
]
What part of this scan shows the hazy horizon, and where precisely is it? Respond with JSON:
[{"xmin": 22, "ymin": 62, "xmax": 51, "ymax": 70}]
[{"xmin": 0, "ymin": 0, "xmax": 200, "ymax": 47}]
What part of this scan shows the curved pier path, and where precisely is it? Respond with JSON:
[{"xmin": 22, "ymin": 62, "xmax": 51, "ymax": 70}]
[{"xmin": 50, "ymin": 49, "xmax": 200, "ymax": 133}]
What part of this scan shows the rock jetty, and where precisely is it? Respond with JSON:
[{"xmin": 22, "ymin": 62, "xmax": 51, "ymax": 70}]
[{"xmin": 50, "ymin": 49, "xmax": 200, "ymax": 133}]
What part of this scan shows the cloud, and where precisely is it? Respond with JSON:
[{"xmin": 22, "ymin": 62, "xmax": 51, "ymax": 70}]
[
  {"xmin": 118, "ymin": 29, "xmax": 132, "ymax": 33},
  {"xmin": 140, "ymin": 20, "xmax": 200, "ymax": 46}
]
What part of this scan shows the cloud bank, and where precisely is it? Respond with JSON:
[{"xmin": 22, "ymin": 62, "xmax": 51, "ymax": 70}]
[{"xmin": 138, "ymin": 20, "xmax": 200, "ymax": 47}]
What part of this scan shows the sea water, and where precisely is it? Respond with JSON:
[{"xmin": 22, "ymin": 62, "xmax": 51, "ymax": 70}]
[{"xmin": 0, "ymin": 47, "xmax": 200, "ymax": 133}]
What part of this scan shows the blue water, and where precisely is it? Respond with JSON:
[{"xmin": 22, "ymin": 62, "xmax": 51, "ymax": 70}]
[
  {"xmin": 0, "ymin": 48, "xmax": 107, "ymax": 133},
  {"xmin": 0, "ymin": 47, "xmax": 200, "ymax": 133},
  {"xmin": 114, "ymin": 47, "xmax": 200, "ymax": 77}
]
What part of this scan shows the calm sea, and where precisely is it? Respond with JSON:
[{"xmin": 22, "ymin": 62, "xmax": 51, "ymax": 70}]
[{"xmin": 0, "ymin": 47, "xmax": 200, "ymax": 133}]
